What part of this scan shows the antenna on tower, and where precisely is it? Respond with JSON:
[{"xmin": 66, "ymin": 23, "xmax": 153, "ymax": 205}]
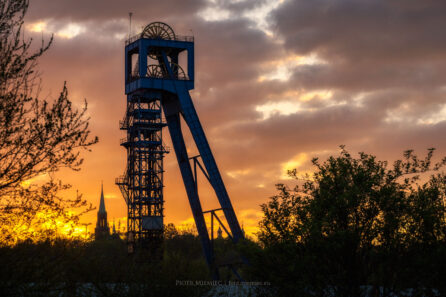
[{"xmin": 128, "ymin": 12, "xmax": 133, "ymax": 39}]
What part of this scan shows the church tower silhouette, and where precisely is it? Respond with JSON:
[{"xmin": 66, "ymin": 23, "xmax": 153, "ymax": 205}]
[{"xmin": 95, "ymin": 182, "xmax": 110, "ymax": 239}]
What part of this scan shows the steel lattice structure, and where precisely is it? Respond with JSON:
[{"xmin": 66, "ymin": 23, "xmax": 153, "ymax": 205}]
[
  {"xmin": 116, "ymin": 91, "xmax": 167, "ymax": 254},
  {"xmin": 116, "ymin": 22, "xmax": 244, "ymax": 278}
]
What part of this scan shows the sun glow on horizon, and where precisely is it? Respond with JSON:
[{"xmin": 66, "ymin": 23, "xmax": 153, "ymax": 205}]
[{"xmin": 1, "ymin": 209, "xmax": 91, "ymax": 246}]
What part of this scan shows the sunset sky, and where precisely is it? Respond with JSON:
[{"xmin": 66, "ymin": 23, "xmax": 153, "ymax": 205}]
[{"xmin": 23, "ymin": 0, "xmax": 446, "ymax": 236}]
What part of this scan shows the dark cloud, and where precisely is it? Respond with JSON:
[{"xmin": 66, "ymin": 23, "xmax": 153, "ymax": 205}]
[
  {"xmin": 194, "ymin": 18, "xmax": 280, "ymax": 85},
  {"xmin": 272, "ymin": 0, "xmax": 446, "ymax": 104},
  {"xmin": 27, "ymin": 0, "xmax": 207, "ymax": 22},
  {"xmin": 217, "ymin": 0, "xmax": 268, "ymax": 13},
  {"xmin": 260, "ymin": 0, "xmax": 446, "ymax": 151},
  {"xmin": 289, "ymin": 60, "xmax": 446, "ymax": 92},
  {"xmin": 273, "ymin": 0, "xmax": 446, "ymax": 62}
]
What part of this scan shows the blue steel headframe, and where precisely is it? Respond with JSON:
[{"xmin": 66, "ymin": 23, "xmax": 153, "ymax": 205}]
[
  {"xmin": 125, "ymin": 38, "xmax": 194, "ymax": 94},
  {"xmin": 121, "ymin": 31, "xmax": 244, "ymax": 279}
]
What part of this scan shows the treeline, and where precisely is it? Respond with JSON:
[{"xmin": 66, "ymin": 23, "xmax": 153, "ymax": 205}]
[
  {"xmin": 0, "ymin": 231, "xmax": 212, "ymax": 297},
  {"xmin": 0, "ymin": 228, "xmax": 258, "ymax": 296}
]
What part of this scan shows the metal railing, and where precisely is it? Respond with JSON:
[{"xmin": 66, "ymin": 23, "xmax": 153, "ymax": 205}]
[
  {"xmin": 125, "ymin": 33, "xmax": 194, "ymax": 45},
  {"xmin": 120, "ymin": 138, "xmax": 166, "ymax": 147},
  {"xmin": 115, "ymin": 176, "xmax": 129, "ymax": 205},
  {"xmin": 175, "ymin": 34, "xmax": 194, "ymax": 42},
  {"xmin": 119, "ymin": 119, "xmax": 128, "ymax": 130},
  {"xmin": 115, "ymin": 176, "xmax": 127, "ymax": 185},
  {"xmin": 127, "ymin": 73, "xmax": 189, "ymax": 82},
  {"xmin": 120, "ymin": 137, "xmax": 128, "ymax": 145}
]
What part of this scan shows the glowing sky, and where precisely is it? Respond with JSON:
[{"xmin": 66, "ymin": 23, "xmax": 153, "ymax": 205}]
[{"xmin": 24, "ymin": 0, "xmax": 446, "ymax": 236}]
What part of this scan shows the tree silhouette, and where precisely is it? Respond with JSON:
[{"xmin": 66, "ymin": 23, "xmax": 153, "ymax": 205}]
[
  {"xmin": 0, "ymin": 0, "xmax": 98, "ymax": 244},
  {"xmin": 256, "ymin": 147, "xmax": 446, "ymax": 296}
]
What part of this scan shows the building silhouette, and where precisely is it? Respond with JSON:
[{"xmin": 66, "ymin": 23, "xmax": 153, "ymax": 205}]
[{"xmin": 95, "ymin": 182, "xmax": 110, "ymax": 239}]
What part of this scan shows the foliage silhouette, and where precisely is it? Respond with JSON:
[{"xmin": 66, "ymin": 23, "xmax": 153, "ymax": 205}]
[
  {"xmin": 252, "ymin": 147, "xmax": 446, "ymax": 296},
  {"xmin": 0, "ymin": 0, "xmax": 98, "ymax": 245},
  {"xmin": 0, "ymin": 226, "xmax": 214, "ymax": 296}
]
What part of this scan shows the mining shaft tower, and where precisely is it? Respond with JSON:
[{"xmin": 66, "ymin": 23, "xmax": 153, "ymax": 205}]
[{"xmin": 116, "ymin": 22, "xmax": 244, "ymax": 278}]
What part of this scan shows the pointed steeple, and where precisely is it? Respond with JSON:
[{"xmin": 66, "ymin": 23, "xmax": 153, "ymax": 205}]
[
  {"xmin": 95, "ymin": 181, "xmax": 110, "ymax": 240},
  {"xmin": 98, "ymin": 181, "xmax": 106, "ymax": 214}
]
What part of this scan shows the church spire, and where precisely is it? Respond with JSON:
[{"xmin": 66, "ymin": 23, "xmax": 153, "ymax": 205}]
[
  {"xmin": 98, "ymin": 181, "xmax": 106, "ymax": 214},
  {"xmin": 95, "ymin": 181, "xmax": 110, "ymax": 240}
]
